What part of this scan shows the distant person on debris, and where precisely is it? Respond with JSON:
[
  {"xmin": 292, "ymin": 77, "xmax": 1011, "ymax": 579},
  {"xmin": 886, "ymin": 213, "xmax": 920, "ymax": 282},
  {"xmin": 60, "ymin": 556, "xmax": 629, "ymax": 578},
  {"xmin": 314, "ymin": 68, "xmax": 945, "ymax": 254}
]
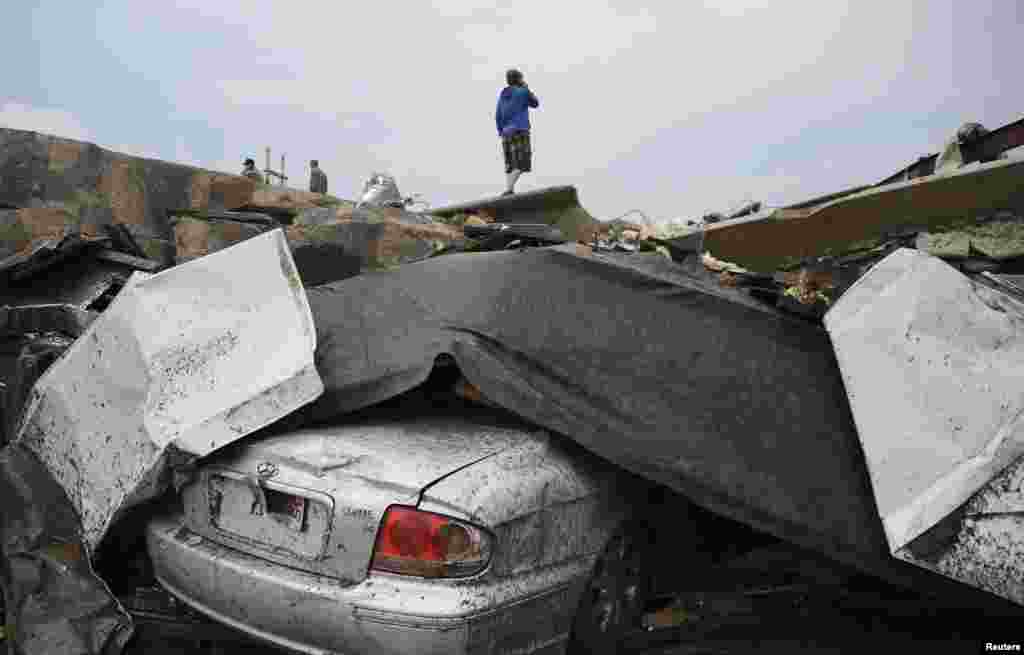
[
  {"xmin": 309, "ymin": 160, "xmax": 328, "ymax": 194},
  {"xmin": 241, "ymin": 158, "xmax": 263, "ymax": 183},
  {"xmin": 495, "ymin": 68, "xmax": 539, "ymax": 196}
]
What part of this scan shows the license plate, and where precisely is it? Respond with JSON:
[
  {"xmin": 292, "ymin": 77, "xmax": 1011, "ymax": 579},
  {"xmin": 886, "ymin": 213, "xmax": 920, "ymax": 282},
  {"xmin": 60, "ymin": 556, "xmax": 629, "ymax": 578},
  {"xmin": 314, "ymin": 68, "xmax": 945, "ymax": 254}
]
[
  {"xmin": 208, "ymin": 473, "xmax": 331, "ymax": 559},
  {"xmin": 264, "ymin": 486, "xmax": 308, "ymax": 532}
]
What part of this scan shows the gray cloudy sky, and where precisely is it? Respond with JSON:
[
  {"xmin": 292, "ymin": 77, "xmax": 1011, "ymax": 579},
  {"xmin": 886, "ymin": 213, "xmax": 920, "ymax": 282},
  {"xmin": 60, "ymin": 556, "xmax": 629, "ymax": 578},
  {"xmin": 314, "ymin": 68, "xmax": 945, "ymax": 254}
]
[{"xmin": 2, "ymin": 1, "xmax": 1021, "ymax": 222}]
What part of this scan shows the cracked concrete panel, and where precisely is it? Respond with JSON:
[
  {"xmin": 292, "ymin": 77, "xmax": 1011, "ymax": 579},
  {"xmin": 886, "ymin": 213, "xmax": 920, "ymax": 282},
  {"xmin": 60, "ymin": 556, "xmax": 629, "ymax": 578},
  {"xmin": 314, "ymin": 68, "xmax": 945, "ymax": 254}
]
[
  {"xmin": 14, "ymin": 229, "xmax": 323, "ymax": 551},
  {"xmin": 825, "ymin": 248, "xmax": 1024, "ymax": 552}
]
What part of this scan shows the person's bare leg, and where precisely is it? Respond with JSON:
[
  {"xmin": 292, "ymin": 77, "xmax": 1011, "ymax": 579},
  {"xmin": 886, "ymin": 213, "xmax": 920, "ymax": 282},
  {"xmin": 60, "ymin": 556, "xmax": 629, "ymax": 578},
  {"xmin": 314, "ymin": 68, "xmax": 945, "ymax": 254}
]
[{"xmin": 505, "ymin": 170, "xmax": 522, "ymax": 194}]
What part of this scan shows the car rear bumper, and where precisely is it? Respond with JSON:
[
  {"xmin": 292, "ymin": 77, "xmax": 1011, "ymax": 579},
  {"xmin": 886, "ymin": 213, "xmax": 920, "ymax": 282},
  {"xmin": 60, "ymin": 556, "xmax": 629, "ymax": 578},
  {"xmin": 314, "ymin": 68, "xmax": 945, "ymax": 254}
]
[{"xmin": 146, "ymin": 513, "xmax": 590, "ymax": 655}]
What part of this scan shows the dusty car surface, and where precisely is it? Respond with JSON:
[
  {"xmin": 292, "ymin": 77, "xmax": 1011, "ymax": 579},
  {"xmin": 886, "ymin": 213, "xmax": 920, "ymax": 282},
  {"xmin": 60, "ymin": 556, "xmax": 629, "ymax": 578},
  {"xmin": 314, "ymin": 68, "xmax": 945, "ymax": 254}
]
[{"xmin": 145, "ymin": 396, "xmax": 662, "ymax": 655}]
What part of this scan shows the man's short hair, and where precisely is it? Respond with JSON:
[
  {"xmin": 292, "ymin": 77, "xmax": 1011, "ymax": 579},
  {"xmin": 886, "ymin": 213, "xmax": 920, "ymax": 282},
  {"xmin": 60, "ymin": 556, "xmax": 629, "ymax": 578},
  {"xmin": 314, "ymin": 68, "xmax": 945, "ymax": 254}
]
[
  {"xmin": 244, "ymin": 158, "xmax": 255, "ymax": 167},
  {"xmin": 311, "ymin": 160, "xmax": 319, "ymax": 167},
  {"xmin": 506, "ymin": 69, "xmax": 523, "ymax": 86}
]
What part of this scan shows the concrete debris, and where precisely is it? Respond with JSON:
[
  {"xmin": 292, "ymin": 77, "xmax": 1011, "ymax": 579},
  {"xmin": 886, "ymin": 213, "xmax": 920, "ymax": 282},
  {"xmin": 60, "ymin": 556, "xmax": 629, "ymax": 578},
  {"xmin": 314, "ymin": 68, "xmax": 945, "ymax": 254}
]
[
  {"xmin": 13, "ymin": 229, "xmax": 323, "ymax": 551},
  {"xmin": 430, "ymin": 185, "xmax": 599, "ymax": 242},
  {"xmin": 464, "ymin": 222, "xmax": 566, "ymax": 250},
  {"xmin": 825, "ymin": 248, "xmax": 1024, "ymax": 557},
  {"xmin": 0, "ymin": 226, "xmax": 162, "ymax": 326}
]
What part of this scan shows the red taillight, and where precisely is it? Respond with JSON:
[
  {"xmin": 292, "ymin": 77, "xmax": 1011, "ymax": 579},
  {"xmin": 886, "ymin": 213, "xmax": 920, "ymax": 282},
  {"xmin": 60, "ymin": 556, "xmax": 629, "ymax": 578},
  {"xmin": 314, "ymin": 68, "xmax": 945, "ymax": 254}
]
[{"xmin": 370, "ymin": 505, "xmax": 492, "ymax": 578}]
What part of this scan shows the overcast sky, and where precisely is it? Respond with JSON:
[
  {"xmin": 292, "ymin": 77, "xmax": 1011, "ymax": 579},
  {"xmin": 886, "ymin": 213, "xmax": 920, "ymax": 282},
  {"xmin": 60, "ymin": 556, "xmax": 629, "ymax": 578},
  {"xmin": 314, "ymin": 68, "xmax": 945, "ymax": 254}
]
[{"xmin": 2, "ymin": 1, "xmax": 1021, "ymax": 223}]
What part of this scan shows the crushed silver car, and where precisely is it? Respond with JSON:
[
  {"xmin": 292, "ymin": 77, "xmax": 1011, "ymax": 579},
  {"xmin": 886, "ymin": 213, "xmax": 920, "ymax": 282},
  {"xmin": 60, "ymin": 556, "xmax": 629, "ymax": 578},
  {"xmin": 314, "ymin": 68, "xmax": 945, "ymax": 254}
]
[{"xmin": 145, "ymin": 400, "xmax": 665, "ymax": 655}]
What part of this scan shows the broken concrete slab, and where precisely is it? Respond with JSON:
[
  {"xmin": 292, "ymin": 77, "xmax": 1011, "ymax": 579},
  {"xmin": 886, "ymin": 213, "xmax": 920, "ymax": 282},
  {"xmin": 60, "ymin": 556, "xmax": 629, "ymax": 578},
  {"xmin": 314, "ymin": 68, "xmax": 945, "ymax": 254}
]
[
  {"xmin": 13, "ymin": 229, "xmax": 323, "ymax": 552},
  {"xmin": 429, "ymin": 186, "xmax": 599, "ymax": 242},
  {"xmin": 701, "ymin": 156, "xmax": 1024, "ymax": 272},
  {"xmin": 825, "ymin": 248, "xmax": 1024, "ymax": 554}
]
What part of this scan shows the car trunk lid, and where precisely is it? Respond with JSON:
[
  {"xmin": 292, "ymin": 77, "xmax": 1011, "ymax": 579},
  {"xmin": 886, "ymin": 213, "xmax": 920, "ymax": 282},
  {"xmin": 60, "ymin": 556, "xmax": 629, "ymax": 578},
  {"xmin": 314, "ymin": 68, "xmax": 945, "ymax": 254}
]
[{"xmin": 180, "ymin": 416, "xmax": 532, "ymax": 583}]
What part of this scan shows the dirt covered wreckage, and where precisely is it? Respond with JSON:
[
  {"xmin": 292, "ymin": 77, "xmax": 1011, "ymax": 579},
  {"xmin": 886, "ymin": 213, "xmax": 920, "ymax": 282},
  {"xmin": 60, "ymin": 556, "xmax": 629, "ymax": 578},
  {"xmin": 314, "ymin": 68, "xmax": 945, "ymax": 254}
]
[
  {"xmin": 7, "ymin": 243, "xmax": 1013, "ymax": 654},
  {"xmin": 4, "ymin": 117, "xmax": 1024, "ymax": 655},
  {"xmin": 0, "ymin": 228, "xmax": 773, "ymax": 655}
]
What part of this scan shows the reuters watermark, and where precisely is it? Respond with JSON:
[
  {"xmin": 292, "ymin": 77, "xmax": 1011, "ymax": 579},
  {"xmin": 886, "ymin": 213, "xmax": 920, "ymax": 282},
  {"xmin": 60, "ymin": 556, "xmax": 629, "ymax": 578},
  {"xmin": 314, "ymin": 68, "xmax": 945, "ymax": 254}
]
[{"xmin": 985, "ymin": 644, "xmax": 1022, "ymax": 652}]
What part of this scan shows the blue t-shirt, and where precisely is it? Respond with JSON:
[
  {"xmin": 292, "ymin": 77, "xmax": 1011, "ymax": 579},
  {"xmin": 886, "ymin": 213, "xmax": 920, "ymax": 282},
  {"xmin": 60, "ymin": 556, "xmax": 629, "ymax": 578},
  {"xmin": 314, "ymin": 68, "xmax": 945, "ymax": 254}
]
[{"xmin": 496, "ymin": 86, "xmax": 539, "ymax": 137}]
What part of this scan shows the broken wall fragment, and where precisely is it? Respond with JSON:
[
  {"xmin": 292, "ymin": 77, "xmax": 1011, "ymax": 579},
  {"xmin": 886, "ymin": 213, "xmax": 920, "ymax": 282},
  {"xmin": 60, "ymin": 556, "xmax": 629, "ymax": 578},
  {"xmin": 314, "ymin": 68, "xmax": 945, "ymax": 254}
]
[{"xmin": 700, "ymin": 157, "xmax": 1024, "ymax": 273}]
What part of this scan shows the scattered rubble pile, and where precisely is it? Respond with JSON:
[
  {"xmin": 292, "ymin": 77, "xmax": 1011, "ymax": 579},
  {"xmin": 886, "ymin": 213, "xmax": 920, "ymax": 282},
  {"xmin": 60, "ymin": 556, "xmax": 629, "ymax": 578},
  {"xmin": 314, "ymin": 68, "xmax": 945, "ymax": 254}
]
[
  {"xmin": 0, "ymin": 128, "xmax": 464, "ymax": 288},
  {"xmin": 637, "ymin": 120, "xmax": 1024, "ymax": 323}
]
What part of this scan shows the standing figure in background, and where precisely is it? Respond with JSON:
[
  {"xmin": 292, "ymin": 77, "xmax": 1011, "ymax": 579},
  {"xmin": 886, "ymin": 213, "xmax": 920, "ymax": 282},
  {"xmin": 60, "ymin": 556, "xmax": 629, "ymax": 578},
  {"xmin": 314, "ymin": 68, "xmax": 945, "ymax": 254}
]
[
  {"xmin": 495, "ymin": 68, "xmax": 539, "ymax": 196},
  {"xmin": 241, "ymin": 158, "xmax": 264, "ymax": 183},
  {"xmin": 309, "ymin": 160, "xmax": 328, "ymax": 194}
]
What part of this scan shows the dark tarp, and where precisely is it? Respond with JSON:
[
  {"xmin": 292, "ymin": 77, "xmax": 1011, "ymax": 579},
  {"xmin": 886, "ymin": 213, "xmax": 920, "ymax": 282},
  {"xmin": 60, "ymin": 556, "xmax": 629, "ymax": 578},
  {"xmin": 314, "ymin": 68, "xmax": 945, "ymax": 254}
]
[
  {"xmin": 295, "ymin": 245, "xmax": 1020, "ymax": 610},
  {"xmin": 299, "ymin": 246, "xmax": 883, "ymax": 554}
]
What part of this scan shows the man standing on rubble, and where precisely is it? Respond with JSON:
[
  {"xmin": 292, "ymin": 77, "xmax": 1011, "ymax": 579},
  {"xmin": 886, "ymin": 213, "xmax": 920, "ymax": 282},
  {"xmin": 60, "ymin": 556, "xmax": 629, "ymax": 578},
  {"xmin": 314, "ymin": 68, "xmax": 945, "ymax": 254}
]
[
  {"xmin": 309, "ymin": 160, "xmax": 328, "ymax": 194},
  {"xmin": 496, "ymin": 69, "xmax": 539, "ymax": 196}
]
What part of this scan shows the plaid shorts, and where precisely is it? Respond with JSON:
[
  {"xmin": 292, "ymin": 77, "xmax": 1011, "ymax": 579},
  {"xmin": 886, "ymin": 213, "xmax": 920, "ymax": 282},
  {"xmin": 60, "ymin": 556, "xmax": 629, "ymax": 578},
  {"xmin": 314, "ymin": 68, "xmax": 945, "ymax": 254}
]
[{"xmin": 501, "ymin": 131, "xmax": 532, "ymax": 174}]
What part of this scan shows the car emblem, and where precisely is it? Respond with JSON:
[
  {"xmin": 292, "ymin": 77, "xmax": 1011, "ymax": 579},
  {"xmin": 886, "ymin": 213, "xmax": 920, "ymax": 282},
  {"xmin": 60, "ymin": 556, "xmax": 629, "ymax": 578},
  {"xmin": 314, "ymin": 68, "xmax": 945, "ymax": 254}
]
[{"xmin": 256, "ymin": 462, "xmax": 278, "ymax": 479}]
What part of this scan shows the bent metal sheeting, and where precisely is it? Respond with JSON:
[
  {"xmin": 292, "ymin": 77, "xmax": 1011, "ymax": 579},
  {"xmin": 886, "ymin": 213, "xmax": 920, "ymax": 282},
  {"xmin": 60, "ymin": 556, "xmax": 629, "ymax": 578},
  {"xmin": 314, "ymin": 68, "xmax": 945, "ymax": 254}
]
[
  {"xmin": 825, "ymin": 248, "xmax": 1024, "ymax": 606},
  {"xmin": 14, "ymin": 229, "xmax": 323, "ymax": 552}
]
